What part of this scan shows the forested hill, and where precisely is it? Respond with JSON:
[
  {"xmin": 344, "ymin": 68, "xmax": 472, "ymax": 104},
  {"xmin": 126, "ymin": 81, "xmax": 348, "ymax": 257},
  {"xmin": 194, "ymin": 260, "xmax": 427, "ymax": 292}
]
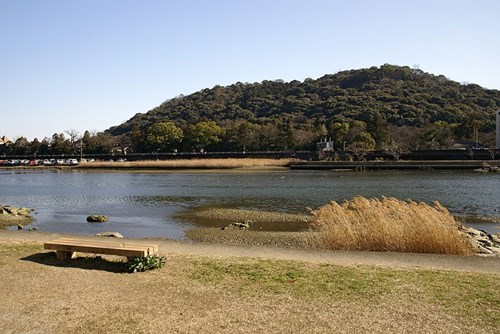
[{"xmin": 107, "ymin": 64, "xmax": 500, "ymax": 151}]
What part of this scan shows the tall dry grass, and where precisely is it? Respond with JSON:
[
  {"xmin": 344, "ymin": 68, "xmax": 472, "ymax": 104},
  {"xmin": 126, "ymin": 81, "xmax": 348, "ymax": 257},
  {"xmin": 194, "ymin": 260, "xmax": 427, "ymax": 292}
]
[
  {"xmin": 79, "ymin": 158, "xmax": 296, "ymax": 169},
  {"xmin": 311, "ymin": 196, "xmax": 475, "ymax": 255}
]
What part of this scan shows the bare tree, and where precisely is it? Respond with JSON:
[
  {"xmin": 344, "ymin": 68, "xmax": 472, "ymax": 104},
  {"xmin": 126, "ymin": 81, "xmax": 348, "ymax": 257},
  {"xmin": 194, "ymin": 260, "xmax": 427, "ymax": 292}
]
[
  {"xmin": 65, "ymin": 129, "xmax": 81, "ymax": 153},
  {"xmin": 385, "ymin": 125, "xmax": 420, "ymax": 160}
]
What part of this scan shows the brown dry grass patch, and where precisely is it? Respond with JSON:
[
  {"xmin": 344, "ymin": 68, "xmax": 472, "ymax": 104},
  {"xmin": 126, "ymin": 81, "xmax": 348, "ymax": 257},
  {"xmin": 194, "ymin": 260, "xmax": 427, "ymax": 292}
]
[
  {"xmin": 79, "ymin": 158, "xmax": 296, "ymax": 169},
  {"xmin": 312, "ymin": 196, "xmax": 475, "ymax": 255},
  {"xmin": 0, "ymin": 238, "xmax": 498, "ymax": 334}
]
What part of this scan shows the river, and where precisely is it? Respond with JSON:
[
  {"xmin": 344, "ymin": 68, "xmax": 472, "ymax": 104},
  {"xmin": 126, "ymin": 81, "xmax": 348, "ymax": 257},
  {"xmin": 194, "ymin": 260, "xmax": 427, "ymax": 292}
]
[{"xmin": 1, "ymin": 169, "xmax": 499, "ymax": 238}]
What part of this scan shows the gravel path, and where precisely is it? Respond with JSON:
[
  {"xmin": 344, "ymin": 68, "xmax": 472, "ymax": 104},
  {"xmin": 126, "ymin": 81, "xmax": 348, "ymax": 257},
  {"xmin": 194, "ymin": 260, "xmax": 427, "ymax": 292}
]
[{"xmin": 1, "ymin": 230, "xmax": 499, "ymax": 274}]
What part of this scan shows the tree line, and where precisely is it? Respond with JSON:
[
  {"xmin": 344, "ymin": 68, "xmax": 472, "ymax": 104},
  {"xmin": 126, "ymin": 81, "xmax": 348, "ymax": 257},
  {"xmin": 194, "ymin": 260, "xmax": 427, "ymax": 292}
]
[{"xmin": 2, "ymin": 64, "xmax": 499, "ymax": 158}]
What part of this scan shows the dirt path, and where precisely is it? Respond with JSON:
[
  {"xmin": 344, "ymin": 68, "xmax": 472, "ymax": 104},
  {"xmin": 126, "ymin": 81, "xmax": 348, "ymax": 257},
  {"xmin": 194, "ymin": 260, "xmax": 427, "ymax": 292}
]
[{"xmin": 2, "ymin": 230, "xmax": 498, "ymax": 274}]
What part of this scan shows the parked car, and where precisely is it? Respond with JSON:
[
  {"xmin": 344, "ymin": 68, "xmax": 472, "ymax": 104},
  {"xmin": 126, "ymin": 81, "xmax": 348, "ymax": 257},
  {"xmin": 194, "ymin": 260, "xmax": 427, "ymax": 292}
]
[{"xmin": 66, "ymin": 159, "xmax": 79, "ymax": 166}]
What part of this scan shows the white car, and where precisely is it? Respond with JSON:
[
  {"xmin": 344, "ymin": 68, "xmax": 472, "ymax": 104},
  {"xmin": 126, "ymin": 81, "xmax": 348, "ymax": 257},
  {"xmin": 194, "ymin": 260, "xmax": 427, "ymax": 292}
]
[{"xmin": 66, "ymin": 159, "xmax": 79, "ymax": 166}]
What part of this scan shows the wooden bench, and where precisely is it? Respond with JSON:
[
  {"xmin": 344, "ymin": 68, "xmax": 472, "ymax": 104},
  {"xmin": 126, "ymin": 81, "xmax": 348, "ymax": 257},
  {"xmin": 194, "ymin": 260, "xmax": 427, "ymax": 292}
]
[{"xmin": 44, "ymin": 237, "xmax": 158, "ymax": 261}]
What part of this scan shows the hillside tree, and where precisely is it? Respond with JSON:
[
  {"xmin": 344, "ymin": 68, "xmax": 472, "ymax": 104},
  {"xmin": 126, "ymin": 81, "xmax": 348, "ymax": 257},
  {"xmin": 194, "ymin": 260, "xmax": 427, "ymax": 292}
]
[
  {"xmin": 145, "ymin": 121, "xmax": 184, "ymax": 152},
  {"xmin": 185, "ymin": 121, "xmax": 224, "ymax": 151}
]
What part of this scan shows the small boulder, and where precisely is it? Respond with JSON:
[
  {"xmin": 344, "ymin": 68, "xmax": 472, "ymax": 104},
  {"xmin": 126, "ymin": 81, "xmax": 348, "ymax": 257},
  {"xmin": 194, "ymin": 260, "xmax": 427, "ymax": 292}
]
[
  {"xmin": 478, "ymin": 244, "xmax": 493, "ymax": 254},
  {"xmin": 465, "ymin": 227, "xmax": 500, "ymax": 255},
  {"xmin": 4, "ymin": 206, "xmax": 17, "ymax": 216},
  {"xmin": 16, "ymin": 208, "xmax": 32, "ymax": 216},
  {"xmin": 86, "ymin": 215, "xmax": 109, "ymax": 223},
  {"xmin": 96, "ymin": 231, "xmax": 123, "ymax": 238}
]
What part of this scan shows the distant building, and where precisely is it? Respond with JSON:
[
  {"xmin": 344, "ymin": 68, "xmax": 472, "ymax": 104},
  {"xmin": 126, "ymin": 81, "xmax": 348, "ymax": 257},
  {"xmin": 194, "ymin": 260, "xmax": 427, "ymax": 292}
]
[
  {"xmin": 316, "ymin": 138, "xmax": 334, "ymax": 151},
  {"xmin": 0, "ymin": 135, "xmax": 13, "ymax": 145}
]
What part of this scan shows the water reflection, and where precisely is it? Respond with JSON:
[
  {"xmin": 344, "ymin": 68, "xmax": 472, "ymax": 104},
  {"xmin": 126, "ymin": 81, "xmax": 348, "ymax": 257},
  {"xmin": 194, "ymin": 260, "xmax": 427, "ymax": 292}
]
[{"xmin": 1, "ymin": 169, "xmax": 499, "ymax": 238}]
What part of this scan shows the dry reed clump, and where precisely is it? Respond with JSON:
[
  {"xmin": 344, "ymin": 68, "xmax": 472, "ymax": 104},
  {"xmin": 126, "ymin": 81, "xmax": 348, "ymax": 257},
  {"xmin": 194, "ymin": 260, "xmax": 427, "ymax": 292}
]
[
  {"xmin": 311, "ymin": 196, "xmax": 476, "ymax": 255},
  {"xmin": 79, "ymin": 158, "xmax": 296, "ymax": 169}
]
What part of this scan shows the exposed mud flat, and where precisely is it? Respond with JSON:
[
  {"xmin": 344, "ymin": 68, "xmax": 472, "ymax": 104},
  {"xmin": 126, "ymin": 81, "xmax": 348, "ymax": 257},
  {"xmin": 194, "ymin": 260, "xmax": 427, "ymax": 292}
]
[
  {"xmin": 175, "ymin": 207, "xmax": 313, "ymax": 232},
  {"xmin": 186, "ymin": 228, "xmax": 321, "ymax": 248}
]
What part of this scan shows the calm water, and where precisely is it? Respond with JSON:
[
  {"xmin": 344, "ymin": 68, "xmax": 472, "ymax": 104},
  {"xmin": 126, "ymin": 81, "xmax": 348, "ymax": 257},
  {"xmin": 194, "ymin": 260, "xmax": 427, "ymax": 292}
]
[{"xmin": 1, "ymin": 169, "xmax": 499, "ymax": 238}]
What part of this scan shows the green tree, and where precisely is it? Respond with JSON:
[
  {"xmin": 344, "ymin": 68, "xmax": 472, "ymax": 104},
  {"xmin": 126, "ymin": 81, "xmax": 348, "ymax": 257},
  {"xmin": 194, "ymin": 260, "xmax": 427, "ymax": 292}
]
[
  {"xmin": 228, "ymin": 121, "xmax": 261, "ymax": 151},
  {"xmin": 367, "ymin": 111, "xmax": 388, "ymax": 149},
  {"xmin": 257, "ymin": 123, "xmax": 281, "ymax": 150},
  {"xmin": 92, "ymin": 132, "xmax": 116, "ymax": 154},
  {"xmin": 186, "ymin": 121, "xmax": 224, "ymax": 151},
  {"xmin": 12, "ymin": 137, "xmax": 30, "ymax": 155},
  {"xmin": 330, "ymin": 122, "xmax": 350, "ymax": 149},
  {"xmin": 38, "ymin": 138, "xmax": 51, "ymax": 155},
  {"xmin": 81, "ymin": 130, "xmax": 93, "ymax": 152},
  {"xmin": 50, "ymin": 133, "xmax": 72, "ymax": 155},
  {"xmin": 348, "ymin": 131, "xmax": 376, "ymax": 160},
  {"xmin": 129, "ymin": 126, "xmax": 144, "ymax": 152},
  {"xmin": 420, "ymin": 121, "xmax": 453, "ymax": 149},
  {"xmin": 29, "ymin": 138, "xmax": 41, "ymax": 157},
  {"xmin": 145, "ymin": 122, "xmax": 184, "ymax": 152}
]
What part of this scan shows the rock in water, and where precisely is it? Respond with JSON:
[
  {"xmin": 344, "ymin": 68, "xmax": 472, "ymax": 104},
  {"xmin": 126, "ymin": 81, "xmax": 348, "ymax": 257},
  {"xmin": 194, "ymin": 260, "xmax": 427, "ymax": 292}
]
[
  {"xmin": 86, "ymin": 215, "xmax": 109, "ymax": 223},
  {"xmin": 16, "ymin": 208, "xmax": 32, "ymax": 216},
  {"xmin": 221, "ymin": 222, "xmax": 250, "ymax": 230},
  {"xmin": 96, "ymin": 231, "xmax": 123, "ymax": 238},
  {"xmin": 0, "ymin": 205, "xmax": 33, "ymax": 216}
]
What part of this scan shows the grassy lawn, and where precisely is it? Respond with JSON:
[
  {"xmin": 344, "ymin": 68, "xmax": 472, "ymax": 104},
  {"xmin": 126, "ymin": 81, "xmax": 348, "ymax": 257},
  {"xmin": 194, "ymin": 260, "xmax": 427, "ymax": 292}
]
[
  {"xmin": 187, "ymin": 258, "xmax": 499, "ymax": 328},
  {"xmin": 0, "ymin": 239, "xmax": 498, "ymax": 333}
]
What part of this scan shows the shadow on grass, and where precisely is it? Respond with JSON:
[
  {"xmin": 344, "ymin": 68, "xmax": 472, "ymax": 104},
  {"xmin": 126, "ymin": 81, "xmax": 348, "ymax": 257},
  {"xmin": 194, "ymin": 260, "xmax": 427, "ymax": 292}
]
[{"xmin": 21, "ymin": 251, "xmax": 129, "ymax": 273}]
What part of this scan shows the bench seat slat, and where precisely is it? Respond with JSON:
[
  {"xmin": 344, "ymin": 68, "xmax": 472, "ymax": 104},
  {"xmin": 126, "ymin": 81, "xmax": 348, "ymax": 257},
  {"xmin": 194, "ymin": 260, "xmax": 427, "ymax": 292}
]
[
  {"xmin": 44, "ymin": 242, "xmax": 156, "ymax": 252},
  {"xmin": 45, "ymin": 238, "xmax": 158, "ymax": 252},
  {"xmin": 44, "ymin": 237, "xmax": 158, "ymax": 259},
  {"xmin": 48, "ymin": 237, "xmax": 157, "ymax": 248}
]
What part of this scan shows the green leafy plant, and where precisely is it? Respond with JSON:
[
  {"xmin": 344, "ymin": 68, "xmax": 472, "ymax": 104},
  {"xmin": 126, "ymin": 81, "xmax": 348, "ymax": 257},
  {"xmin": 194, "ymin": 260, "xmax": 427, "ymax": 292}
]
[{"xmin": 128, "ymin": 254, "xmax": 165, "ymax": 273}]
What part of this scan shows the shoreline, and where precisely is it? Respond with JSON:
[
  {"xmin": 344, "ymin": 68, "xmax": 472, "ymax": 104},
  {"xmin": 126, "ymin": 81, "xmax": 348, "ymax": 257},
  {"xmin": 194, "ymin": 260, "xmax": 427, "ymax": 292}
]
[
  {"xmin": 1, "ymin": 158, "xmax": 500, "ymax": 171},
  {"xmin": 290, "ymin": 160, "xmax": 500, "ymax": 171},
  {"xmin": 2, "ymin": 202, "xmax": 499, "ymax": 251},
  {"xmin": 1, "ymin": 229, "xmax": 499, "ymax": 274}
]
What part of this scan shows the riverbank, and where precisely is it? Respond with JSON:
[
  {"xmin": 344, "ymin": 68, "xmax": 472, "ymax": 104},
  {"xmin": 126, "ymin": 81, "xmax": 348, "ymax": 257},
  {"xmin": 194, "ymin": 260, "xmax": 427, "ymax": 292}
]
[
  {"xmin": 290, "ymin": 160, "xmax": 500, "ymax": 171},
  {"xmin": 0, "ymin": 231, "xmax": 499, "ymax": 333},
  {"xmin": 4, "ymin": 158, "xmax": 500, "ymax": 171},
  {"xmin": 77, "ymin": 158, "xmax": 298, "ymax": 170}
]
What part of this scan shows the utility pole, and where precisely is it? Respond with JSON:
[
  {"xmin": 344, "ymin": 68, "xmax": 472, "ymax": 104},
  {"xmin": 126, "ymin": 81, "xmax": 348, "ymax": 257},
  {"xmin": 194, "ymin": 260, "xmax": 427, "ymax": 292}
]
[
  {"xmin": 496, "ymin": 110, "xmax": 500, "ymax": 149},
  {"xmin": 473, "ymin": 125, "xmax": 478, "ymax": 148}
]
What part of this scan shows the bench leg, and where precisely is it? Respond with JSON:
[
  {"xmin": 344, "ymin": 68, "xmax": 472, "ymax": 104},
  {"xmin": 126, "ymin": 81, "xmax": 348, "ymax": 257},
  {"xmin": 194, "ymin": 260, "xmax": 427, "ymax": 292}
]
[{"xmin": 56, "ymin": 250, "xmax": 75, "ymax": 261}]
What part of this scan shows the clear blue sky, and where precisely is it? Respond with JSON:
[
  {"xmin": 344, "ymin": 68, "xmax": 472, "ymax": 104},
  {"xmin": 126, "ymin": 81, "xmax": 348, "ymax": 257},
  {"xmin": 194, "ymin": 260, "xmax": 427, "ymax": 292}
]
[{"xmin": 1, "ymin": 0, "xmax": 499, "ymax": 141}]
